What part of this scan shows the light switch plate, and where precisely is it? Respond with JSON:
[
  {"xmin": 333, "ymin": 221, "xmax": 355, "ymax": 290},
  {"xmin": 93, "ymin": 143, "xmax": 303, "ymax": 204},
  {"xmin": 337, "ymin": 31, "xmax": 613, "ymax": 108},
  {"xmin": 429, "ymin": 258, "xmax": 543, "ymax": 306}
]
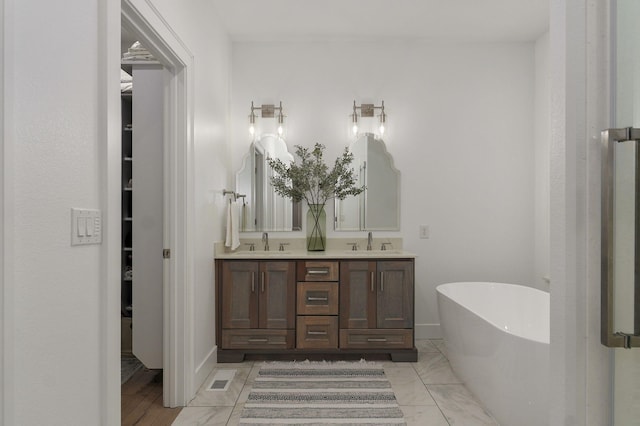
[
  {"xmin": 419, "ymin": 224, "xmax": 429, "ymax": 239},
  {"xmin": 71, "ymin": 208, "xmax": 102, "ymax": 245}
]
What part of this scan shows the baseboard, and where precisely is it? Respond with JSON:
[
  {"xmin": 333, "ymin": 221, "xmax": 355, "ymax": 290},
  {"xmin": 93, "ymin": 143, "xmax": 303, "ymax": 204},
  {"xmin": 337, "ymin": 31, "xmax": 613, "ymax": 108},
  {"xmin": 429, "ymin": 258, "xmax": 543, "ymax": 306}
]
[
  {"xmin": 192, "ymin": 345, "xmax": 217, "ymax": 396},
  {"xmin": 415, "ymin": 323, "xmax": 442, "ymax": 340}
]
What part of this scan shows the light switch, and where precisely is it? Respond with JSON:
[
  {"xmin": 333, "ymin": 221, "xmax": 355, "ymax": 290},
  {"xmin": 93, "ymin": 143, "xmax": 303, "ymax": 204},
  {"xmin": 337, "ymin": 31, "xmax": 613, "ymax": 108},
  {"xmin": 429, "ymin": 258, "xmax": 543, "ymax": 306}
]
[
  {"xmin": 77, "ymin": 217, "xmax": 86, "ymax": 237},
  {"xmin": 71, "ymin": 208, "xmax": 102, "ymax": 245}
]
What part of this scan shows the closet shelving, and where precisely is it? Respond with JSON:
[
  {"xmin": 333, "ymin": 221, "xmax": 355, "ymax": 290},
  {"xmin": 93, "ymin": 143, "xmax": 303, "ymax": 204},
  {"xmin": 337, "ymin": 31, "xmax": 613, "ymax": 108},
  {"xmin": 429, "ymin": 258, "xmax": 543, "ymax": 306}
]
[{"xmin": 121, "ymin": 88, "xmax": 133, "ymax": 319}]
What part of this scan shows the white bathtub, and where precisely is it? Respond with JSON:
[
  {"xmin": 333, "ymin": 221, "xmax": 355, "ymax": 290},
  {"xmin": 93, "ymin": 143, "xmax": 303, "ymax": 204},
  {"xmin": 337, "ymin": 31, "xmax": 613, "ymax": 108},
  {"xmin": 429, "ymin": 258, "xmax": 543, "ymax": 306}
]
[{"xmin": 436, "ymin": 282, "xmax": 549, "ymax": 426}]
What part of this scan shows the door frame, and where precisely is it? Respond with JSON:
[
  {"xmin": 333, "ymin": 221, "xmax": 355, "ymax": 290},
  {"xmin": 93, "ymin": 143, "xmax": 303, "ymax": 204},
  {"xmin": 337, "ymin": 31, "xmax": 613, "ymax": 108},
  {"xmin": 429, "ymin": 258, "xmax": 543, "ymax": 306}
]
[{"xmin": 119, "ymin": 0, "xmax": 195, "ymax": 408}]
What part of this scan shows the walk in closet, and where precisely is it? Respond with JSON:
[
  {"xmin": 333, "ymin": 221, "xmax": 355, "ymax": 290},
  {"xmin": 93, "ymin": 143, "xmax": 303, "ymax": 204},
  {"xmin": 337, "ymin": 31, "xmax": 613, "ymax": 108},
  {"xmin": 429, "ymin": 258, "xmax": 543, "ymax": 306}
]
[{"xmin": 121, "ymin": 61, "xmax": 165, "ymax": 369}]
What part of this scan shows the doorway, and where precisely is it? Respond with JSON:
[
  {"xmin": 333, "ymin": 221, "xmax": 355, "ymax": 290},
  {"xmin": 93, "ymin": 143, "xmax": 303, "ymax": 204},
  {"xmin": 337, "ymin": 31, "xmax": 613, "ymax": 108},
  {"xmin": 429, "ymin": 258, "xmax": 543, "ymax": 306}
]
[
  {"xmin": 119, "ymin": 35, "xmax": 165, "ymax": 374},
  {"xmin": 120, "ymin": 0, "xmax": 194, "ymax": 407}
]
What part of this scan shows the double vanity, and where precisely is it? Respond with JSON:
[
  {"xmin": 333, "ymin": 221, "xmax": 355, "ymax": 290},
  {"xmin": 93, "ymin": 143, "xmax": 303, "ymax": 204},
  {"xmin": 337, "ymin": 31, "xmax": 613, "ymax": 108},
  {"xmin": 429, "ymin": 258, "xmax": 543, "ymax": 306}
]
[
  {"xmin": 219, "ymin": 131, "xmax": 414, "ymax": 361},
  {"xmin": 214, "ymin": 240, "xmax": 417, "ymax": 363}
]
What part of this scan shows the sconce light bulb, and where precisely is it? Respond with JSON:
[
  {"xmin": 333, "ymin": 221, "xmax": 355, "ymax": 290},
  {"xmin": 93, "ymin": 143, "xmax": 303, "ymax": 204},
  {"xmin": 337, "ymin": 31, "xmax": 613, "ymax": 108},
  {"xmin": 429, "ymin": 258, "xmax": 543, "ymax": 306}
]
[
  {"xmin": 277, "ymin": 125, "xmax": 284, "ymax": 136},
  {"xmin": 249, "ymin": 124, "xmax": 255, "ymax": 136},
  {"xmin": 352, "ymin": 124, "xmax": 358, "ymax": 135},
  {"xmin": 379, "ymin": 124, "xmax": 385, "ymax": 135}
]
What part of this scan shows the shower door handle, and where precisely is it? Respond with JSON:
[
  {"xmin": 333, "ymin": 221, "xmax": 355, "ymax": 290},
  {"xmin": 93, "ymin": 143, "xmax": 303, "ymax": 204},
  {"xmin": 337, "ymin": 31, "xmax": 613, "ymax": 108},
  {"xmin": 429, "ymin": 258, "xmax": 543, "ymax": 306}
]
[{"xmin": 601, "ymin": 127, "xmax": 640, "ymax": 348}]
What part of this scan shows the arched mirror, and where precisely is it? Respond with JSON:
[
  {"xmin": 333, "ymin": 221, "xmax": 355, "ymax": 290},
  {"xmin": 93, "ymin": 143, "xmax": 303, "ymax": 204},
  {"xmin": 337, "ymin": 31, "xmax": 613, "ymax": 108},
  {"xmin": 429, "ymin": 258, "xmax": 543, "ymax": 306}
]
[
  {"xmin": 236, "ymin": 134, "xmax": 302, "ymax": 231},
  {"xmin": 334, "ymin": 133, "xmax": 400, "ymax": 231}
]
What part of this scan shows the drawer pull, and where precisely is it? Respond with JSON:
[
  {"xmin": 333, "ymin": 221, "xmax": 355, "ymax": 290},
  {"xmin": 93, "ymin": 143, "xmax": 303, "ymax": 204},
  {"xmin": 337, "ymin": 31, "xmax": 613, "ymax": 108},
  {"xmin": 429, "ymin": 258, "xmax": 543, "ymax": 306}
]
[
  {"xmin": 307, "ymin": 296, "xmax": 328, "ymax": 302},
  {"xmin": 367, "ymin": 338, "xmax": 388, "ymax": 342},
  {"xmin": 248, "ymin": 338, "xmax": 269, "ymax": 343},
  {"xmin": 307, "ymin": 268, "xmax": 329, "ymax": 275},
  {"xmin": 308, "ymin": 331, "xmax": 328, "ymax": 335}
]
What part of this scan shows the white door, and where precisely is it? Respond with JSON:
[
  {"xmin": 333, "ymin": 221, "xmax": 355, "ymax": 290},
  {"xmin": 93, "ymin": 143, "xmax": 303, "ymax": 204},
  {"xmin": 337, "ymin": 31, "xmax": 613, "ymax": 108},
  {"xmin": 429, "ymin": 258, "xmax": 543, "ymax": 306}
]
[{"xmin": 131, "ymin": 62, "xmax": 166, "ymax": 369}]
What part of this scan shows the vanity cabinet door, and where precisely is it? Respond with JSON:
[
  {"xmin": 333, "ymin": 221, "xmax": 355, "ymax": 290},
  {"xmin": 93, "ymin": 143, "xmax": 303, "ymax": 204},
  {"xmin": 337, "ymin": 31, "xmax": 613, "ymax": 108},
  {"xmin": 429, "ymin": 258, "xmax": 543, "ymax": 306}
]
[
  {"xmin": 221, "ymin": 260, "xmax": 295, "ymax": 330},
  {"xmin": 339, "ymin": 261, "xmax": 377, "ymax": 329},
  {"xmin": 260, "ymin": 261, "xmax": 296, "ymax": 329},
  {"xmin": 339, "ymin": 260, "xmax": 414, "ymax": 350},
  {"xmin": 376, "ymin": 261, "xmax": 414, "ymax": 329},
  {"xmin": 221, "ymin": 261, "xmax": 259, "ymax": 329}
]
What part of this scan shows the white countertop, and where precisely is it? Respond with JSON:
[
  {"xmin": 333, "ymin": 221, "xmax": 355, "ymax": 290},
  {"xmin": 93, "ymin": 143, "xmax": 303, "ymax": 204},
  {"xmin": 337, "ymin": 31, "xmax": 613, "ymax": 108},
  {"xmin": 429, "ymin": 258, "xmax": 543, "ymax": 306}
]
[
  {"xmin": 214, "ymin": 238, "xmax": 416, "ymax": 259},
  {"xmin": 215, "ymin": 249, "xmax": 416, "ymax": 260}
]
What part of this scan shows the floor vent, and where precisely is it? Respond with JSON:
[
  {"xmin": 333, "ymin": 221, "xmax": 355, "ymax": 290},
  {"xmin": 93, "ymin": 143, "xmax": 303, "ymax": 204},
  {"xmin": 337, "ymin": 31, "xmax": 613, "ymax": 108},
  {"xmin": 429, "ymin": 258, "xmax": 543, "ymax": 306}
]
[{"xmin": 207, "ymin": 369, "xmax": 236, "ymax": 392}]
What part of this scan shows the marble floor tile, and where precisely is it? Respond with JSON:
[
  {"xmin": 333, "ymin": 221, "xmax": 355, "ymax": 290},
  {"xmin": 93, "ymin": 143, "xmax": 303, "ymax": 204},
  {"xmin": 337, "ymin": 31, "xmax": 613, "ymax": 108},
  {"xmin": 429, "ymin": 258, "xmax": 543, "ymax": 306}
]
[
  {"xmin": 415, "ymin": 339, "xmax": 440, "ymax": 353},
  {"xmin": 226, "ymin": 402, "xmax": 244, "ymax": 426},
  {"xmin": 385, "ymin": 366, "xmax": 436, "ymax": 405},
  {"xmin": 244, "ymin": 362, "xmax": 262, "ymax": 383},
  {"xmin": 378, "ymin": 360, "xmax": 415, "ymax": 369},
  {"xmin": 427, "ymin": 384, "xmax": 499, "ymax": 425},
  {"xmin": 211, "ymin": 360, "xmax": 254, "ymax": 369},
  {"xmin": 189, "ymin": 367, "xmax": 251, "ymax": 407},
  {"xmin": 235, "ymin": 380, "xmax": 253, "ymax": 405},
  {"xmin": 431, "ymin": 339, "xmax": 448, "ymax": 358},
  {"xmin": 171, "ymin": 406, "xmax": 233, "ymax": 425},
  {"xmin": 399, "ymin": 405, "xmax": 450, "ymax": 426},
  {"xmin": 413, "ymin": 352, "xmax": 461, "ymax": 385},
  {"xmin": 179, "ymin": 343, "xmax": 499, "ymax": 425}
]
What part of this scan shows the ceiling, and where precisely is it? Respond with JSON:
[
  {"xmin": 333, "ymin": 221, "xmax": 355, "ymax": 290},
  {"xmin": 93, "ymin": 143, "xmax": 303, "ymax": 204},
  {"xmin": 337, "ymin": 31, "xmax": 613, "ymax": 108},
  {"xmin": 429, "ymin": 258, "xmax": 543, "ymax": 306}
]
[{"xmin": 210, "ymin": 0, "xmax": 549, "ymax": 43}]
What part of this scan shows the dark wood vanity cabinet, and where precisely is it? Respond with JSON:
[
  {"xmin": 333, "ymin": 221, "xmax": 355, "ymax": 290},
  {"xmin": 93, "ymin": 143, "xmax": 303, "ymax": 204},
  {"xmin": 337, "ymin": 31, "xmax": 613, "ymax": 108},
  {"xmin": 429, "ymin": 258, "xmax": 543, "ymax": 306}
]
[
  {"xmin": 296, "ymin": 261, "xmax": 340, "ymax": 349},
  {"xmin": 339, "ymin": 260, "xmax": 414, "ymax": 350},
  {"xmin": 215, "ymin": 257, "xmax": 416, "ymax": 362},
  {"xmin": 219, "ymin": 261, "xmax": 295, "ymax": 356}
]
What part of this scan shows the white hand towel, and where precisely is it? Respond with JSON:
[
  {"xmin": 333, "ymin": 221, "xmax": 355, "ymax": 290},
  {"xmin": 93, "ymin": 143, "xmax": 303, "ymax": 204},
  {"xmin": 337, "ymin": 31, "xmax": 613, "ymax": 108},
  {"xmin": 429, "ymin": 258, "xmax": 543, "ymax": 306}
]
[{"xmin": 225, "ymin": 200, "xmax": 241, "ymax": 250}]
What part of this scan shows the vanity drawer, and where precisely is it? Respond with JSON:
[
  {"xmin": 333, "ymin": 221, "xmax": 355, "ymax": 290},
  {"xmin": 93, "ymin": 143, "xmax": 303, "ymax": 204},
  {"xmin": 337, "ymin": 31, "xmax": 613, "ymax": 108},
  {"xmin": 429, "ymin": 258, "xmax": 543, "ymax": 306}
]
[
  {"xmin": 339, "ymin": 329, "xmax": 413, "ymax": 349},
  {"xmin": 222, "ymin": 329, "xmax": 294, "ymax": 349},
  {"xmin": 297, "ymin": 282, "xmax": 338, "ymax": 315},
  {"xmin": 296, "ymin": 316, "xmax": 338, "ymax": 349},
  {"xmin": 297, "ymin": 261, "xmax": 339, "ymax": 281}
]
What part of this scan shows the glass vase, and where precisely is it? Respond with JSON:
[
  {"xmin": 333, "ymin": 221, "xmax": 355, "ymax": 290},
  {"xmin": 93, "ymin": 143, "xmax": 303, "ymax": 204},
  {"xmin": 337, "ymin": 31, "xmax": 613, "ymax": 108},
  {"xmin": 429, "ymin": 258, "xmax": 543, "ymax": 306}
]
[{"xmin": 306, "ymin": 204, "xmax": 326, "ymax": 251}]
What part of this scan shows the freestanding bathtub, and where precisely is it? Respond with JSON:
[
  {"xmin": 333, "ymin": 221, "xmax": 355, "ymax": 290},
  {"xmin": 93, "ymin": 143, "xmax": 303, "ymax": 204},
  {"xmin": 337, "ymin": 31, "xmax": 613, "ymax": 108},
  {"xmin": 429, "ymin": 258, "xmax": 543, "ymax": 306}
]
[{"xmin": 436, "ymin": 282, "xmax": 549, "ymax": 426}]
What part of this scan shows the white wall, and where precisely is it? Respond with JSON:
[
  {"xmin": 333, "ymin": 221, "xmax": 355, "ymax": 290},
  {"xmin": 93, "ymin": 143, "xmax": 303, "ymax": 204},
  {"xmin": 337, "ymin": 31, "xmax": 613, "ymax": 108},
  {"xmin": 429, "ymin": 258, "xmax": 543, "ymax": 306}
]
[
  {"xmin": 5, "ymin": 1, "xmax": 104, "ymax": 423},
  {"xmin": 231, "ymin": 41, "xmax": 536, "ymax": 337},
  {"xmin": 2, "ymin": 0, "xmax": 231, "ymax": 423}
]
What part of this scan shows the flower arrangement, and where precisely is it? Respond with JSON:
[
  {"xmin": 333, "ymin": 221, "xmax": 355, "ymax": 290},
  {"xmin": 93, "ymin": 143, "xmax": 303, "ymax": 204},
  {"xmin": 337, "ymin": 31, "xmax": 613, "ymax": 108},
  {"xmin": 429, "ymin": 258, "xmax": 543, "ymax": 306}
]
[{"xmin": 267, "ymin": 143, "xmax": 364, "ymax": 250}]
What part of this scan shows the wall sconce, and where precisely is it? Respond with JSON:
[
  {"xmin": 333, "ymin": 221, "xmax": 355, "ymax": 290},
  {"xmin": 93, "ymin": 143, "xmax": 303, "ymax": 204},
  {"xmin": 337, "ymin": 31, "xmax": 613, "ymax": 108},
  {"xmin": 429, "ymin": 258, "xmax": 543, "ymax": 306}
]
[
  {"xmin": 350, "ymin": 100, "xmax": 387, "ymax": 139},
  {"xmin": 248, "ymin": 101, "xmax": 286, "ymax": 138}
]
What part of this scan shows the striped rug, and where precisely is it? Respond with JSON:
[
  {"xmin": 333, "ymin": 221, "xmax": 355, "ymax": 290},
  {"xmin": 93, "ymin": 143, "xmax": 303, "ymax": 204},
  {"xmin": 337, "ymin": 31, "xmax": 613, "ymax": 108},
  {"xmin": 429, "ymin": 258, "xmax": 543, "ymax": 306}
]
[{"xmin": 239, "ymin": 360, "xmax": 406, "ymax": 425}]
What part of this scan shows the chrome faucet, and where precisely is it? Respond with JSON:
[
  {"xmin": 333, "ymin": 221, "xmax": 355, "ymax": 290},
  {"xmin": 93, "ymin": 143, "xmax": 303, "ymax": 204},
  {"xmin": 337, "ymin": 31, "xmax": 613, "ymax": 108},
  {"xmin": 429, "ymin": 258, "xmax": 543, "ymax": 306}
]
[
  {"xmin": 367, "ymin": 232, "xmax": 373, "ymax": 251},
  {"xmin": 262, "ymin": 232, "xmax": 269, "ymax": 251}
]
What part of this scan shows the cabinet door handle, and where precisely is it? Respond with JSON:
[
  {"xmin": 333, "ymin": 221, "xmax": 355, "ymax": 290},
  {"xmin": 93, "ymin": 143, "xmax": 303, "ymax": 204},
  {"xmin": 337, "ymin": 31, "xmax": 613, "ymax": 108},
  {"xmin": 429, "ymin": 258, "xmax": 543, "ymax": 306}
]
[
  {"xmin": 307, "ymin": 296, "xmax": 328, "ymax": 302},
  {"xmin": 307, "ymin": 268, "xmax": 329, "ymax": 275},
  {"xmin": 308, "ymin": 331, "xmax": 328, "ymax": 335},
  {"xmin": 380, "ymin": 272, "xmax": 384, "ymax": 292},
  {"xmin": 251, "ymin": 272, "xmax": 255, "ymax": 293},
  {"xmin": 261, "ymin": 272, "xmax": 265, "ymax": 292},
  {"xmin": 371, "ymin": 271, "xmax": 375, "ymax": 292},
  {"xmin": 367, "ymin": 337, "xmax": 387, "ymax": 342}
]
